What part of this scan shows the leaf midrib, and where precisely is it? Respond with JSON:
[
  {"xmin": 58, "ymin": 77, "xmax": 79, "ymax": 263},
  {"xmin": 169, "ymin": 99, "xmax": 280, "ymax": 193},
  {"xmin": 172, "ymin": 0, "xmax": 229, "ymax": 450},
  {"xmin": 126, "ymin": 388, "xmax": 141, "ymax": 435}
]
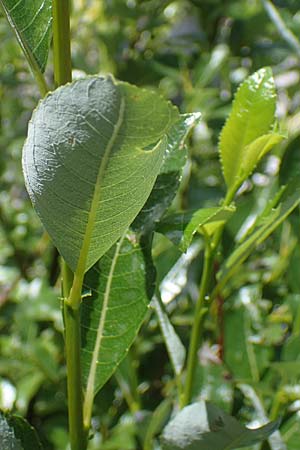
[
  {"xmin": 75, "ymin": 94, "xmax": 125, "ymax": 277},
  {"xmin": 83, "ymin": 232, "xmax": 126, "ymax": 427}
]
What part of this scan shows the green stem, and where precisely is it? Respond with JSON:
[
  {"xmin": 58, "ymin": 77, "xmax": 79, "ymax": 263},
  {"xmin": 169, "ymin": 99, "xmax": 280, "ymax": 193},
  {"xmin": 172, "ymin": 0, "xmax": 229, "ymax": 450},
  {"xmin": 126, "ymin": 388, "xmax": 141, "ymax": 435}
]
[
  {"xmin": 53, "ymin": 0, "xmax": 72, "ymax": 87},
  {"xmin": 64, "ymin": 302, "xmax": 87, "ymax": 450},
  {"xmin": 181, "ymin": 245, "xmax": 213, "ymax": 408},
  {"xmin": 52, "ymin": 2, "xmax": 87, "ymax": 448}
]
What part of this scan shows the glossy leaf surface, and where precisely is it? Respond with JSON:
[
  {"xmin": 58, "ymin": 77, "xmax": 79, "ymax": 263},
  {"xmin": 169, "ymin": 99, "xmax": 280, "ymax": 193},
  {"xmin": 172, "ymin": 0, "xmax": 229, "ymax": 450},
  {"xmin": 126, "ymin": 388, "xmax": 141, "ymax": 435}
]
[
  {"xmin": 81, "ymin": 234, "xmax": 148, "ymax": 394},
  {"xmin": 0, "ymin": 412, "xmax": 42, "ymax": 450},
  {"xmin": 219, "ymin": 67, "xmax": 277, "ymax": 189},
  {"xmin": 0, "ymin": 0, "xmax": 52, "ymax": 72},
  {"xmin": 23, "ymin": 76, "xmax": 179, "ymax": 273},
  {"xmin": 161, "ymin": 402, "xmax": 279, "ymax": 450}
]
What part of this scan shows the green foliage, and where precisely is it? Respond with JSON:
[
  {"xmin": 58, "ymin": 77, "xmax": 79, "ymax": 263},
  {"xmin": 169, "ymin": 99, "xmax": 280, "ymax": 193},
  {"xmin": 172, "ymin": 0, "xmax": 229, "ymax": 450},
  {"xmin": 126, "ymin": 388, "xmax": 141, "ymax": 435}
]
[{"xmin": 1, "ymin": 1, "xmax": 300, "ymax": 449}]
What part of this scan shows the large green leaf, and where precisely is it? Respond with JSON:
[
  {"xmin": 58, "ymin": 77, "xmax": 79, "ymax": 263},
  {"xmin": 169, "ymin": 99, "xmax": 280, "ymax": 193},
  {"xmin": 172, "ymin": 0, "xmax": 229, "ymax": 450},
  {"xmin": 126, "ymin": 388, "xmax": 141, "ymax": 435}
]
[
  {"xmin": 23, "ymin": 76, "xmax": 180, "ymax": 273},
  {"xmin": 80, "ymin": 234, "xmax": 148, "ymax": 394},
  {"xmin": 161, "ymin": 402, "xmax": 279, "ymax": 450},
  {"xmin": 0, "ymin": 412, "xmax": 42, "ymax": 450},
  {"xmin": 219, "ymin": 67, "xmax": 278, "ymax": 189},
  {"xmin": 0, "ymin": 0, "xmax": 52, "ymax": 72}
]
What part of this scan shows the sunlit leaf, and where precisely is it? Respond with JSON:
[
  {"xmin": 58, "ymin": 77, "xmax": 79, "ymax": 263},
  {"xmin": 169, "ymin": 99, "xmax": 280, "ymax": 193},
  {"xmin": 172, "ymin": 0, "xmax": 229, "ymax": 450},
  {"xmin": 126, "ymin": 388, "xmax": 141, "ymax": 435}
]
[{"xmin": 219, "ymin": 67, "xmax": 277, "ymax": 189}]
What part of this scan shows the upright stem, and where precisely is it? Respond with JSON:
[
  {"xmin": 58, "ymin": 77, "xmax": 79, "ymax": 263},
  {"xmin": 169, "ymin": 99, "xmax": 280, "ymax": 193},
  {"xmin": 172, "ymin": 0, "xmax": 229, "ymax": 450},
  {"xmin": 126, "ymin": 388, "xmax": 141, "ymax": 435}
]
[
  {"xmin": 64, "ymin": 302, "xmax": 87, "ymax": 450},
  {"xmin": 53, "ymin": 0, "xmax": 72, "ymax": 87},
  {"xmin": 181, "ymin": 245, "xmax": 213, "ymax": 408},
  {"xmin": 52, "ymin": 2, "xmax": 87, "ymax": 449}
]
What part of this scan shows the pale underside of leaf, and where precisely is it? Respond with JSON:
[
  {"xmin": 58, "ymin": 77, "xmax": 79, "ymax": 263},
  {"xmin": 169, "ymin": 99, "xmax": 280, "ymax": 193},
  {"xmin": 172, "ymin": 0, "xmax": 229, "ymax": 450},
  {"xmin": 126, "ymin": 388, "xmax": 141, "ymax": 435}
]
[
  {"xmin": 0, "ymin": 0, "xmax": 52, "ymax": 72},
  {"xmin": 219, "ymin": 67, "xmax": 276, "ymax": 188},
  {"xmin": 22, "ymin": 76, "xmax": 179, "ymax": 273},
  {"xmin": 161, "ymin": 402, "xmax": 279, "ymax": 450}
]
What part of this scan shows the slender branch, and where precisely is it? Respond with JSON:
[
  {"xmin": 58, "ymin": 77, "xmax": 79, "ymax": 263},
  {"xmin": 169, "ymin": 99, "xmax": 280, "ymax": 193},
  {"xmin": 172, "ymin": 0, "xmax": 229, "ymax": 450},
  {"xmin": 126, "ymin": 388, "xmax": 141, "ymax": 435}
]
[
  {"xmin": 52, "ymin": 1, "xmax": 87, "ymax": 448},
  {"xmin": 53, "ymin": 0, "xmax": 72, "ymax": 87},
  {"xmin": 181, "ymin": 244, "xmax": 213, "ymax": 408},
  {"xmin": 63, "ymin": 302, "xmax": 87, "ymax": 450},
  {"xmin": 261, "ymin": 0, "xmax": 300, "ymax": 59}
]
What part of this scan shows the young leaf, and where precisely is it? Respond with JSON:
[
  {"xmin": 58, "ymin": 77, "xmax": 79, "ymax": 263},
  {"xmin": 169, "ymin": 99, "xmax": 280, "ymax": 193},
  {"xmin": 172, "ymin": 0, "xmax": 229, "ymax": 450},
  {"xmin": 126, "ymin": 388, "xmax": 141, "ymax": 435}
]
[
  {"xmin": 81, "ymin": 234, "xmax": 149, "ymax": 396},
  {"xmin": 0, "ymin": 0, "xmax": 52, "ymax": 72},
  {"xmin": 0, "ymin": 411, "xmax": 42, "ymax": 450},
  {"xmin": 180, "ymin": 205, "xmax": 236, "ymax": 251},
  {"xmin": 219, "ymin": 67, "xmax": 277, "ymax": 189},
  {"xmin": 160, "ymin": 402, "xmax": 279, "ymax": 450},
  {"xmin": 156, "ymin": 205, "xmax": 235, "ymax": 250},
  {"xmin": 22, "ymin": 76, "xmax": 180, "ymax": 273},
  {"xmin": 152, "ymin": 295, "xmax": 186, "ymax": 377}
]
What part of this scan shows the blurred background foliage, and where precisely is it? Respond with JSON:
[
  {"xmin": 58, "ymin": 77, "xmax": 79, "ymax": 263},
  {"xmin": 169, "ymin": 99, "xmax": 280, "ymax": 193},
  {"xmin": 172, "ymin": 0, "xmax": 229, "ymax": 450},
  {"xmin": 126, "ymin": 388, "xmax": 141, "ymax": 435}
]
[{"xmin": 0, "ymin": 0, "xmax": 300, "ymax": 449}]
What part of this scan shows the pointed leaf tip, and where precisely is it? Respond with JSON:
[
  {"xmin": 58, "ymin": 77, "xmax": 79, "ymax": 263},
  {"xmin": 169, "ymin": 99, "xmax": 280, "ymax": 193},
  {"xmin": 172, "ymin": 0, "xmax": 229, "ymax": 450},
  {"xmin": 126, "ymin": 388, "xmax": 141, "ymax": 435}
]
[{"xmin": 219, "ymin": 67, "xmax": 278, "ymax": 190}]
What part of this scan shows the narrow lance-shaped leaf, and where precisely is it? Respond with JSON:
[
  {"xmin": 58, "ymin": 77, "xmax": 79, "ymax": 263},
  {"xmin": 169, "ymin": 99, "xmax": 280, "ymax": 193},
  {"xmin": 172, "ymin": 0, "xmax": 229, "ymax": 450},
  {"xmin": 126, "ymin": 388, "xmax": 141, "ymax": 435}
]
[
  {"xmin": 81, "ymin": 234, "xmax": 149, "ymax": 396},
  {"xmin": 22, "ymin": 76, "xmax": 180, "ymax": 273},
  {"xmin": 161, "ymin": 402, "xmax": 280, "ymax": 450},
  {"xmin": 0, "ymin": 0, "xmax": 52, "ymax": 72},
  {"xmin": 152, "ymin": 295, "xmax": 186, "ymax": 377},
  {"xmin": 219, "ymin": 67, "xmax": 280, "ymax": 190}
]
